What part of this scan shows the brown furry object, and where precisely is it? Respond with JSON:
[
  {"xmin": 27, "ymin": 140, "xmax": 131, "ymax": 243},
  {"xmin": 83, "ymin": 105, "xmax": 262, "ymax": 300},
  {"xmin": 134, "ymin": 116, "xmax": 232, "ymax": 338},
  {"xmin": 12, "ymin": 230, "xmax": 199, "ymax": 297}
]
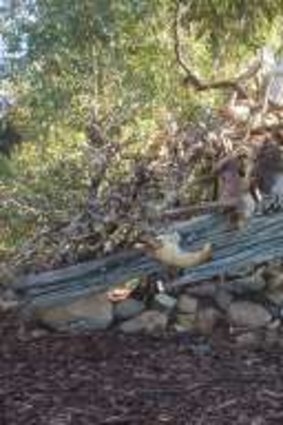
[
  {"xmin": 215, "ymin": 155, "xmax": 256, "ymax": 227},
  {"xmin": 215, "ymin": 155, "xmax": 243, "ymax": 205},
  {"xmin": 247, "ymin": 138, "xmax": 282, "ymax": 195}
]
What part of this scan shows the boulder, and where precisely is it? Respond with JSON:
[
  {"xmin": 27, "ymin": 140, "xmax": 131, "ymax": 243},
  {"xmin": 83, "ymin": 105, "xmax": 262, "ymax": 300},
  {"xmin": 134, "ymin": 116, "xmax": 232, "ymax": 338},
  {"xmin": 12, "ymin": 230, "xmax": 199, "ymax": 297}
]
[
  {"xmin": 214, "ymin": 288, "xmax": 233, "ymax": 312},
  {"xmin": 153, "ymin": 293, "xmax": 177, "ymax": 313},
  {"xmin": 186, "ymin": 282, "xmax": 217, "ymax": 298},
  {"xmin": 0, "ymin": 297, "xmax": 19, "ymax": 312},
  {"xmin": 267, "ymin": 272, "xmax": 283, "ymax": 291},
  {"xmin": 177, "ymin": 294, "xmax": 198, "ymax": 315},
  {"xmin": 0, "ymin": 287, "xmax": 19, "ymax": 312},
  {"xmin": 264, "ymin": 329, "xmax": 280, "ymax": 347},
  {"xmin": 235, "ymin": 331, "xmax": 261, "ymax": 349},
  {"xmin": 196, "ymin": 306, "xmax": 222, "ymax": 335},
  {"xmin": 35, "ymin": 292, "xmax": 113, "ymax": 331},
  {"xmin": 225, "ymin": 274, "xmax": 266, "ymax": 296},
  {"xmin": 175, "ymin": 313, "xmax": 196, "ymax": 332},
  {"xmin": 266, "ymin": 290, "xmax": 283, "ymax": 306},
  {"xmin": 0, "ymin": 265, "xmax": 16, "ymax": 285},
  {"xmin": 113, "ymin": 298, "xmax": 145, "ymax": 320},
  {"xmin": 227, "ymin": 301, "xmax": 271, "ymax": 329},
  {"xmin": 120, "ymin": 310, "xmax": 168, "ymax": 334}
]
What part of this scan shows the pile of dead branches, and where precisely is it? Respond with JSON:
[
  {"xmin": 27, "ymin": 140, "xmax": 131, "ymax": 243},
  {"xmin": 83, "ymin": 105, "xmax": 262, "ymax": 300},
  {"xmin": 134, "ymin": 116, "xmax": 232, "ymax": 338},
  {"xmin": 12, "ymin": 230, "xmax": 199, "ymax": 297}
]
[{"xmin": 7, "ymin": 46, "xmax": 283, "ymax": 276}]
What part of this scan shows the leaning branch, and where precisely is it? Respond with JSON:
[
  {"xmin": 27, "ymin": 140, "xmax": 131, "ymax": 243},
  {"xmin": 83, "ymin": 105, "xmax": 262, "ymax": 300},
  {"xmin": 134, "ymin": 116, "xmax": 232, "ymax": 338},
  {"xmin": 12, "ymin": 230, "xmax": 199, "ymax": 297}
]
[{"xmin": 173, "ymin": 0, "xmax": 261, "ymax": 97}]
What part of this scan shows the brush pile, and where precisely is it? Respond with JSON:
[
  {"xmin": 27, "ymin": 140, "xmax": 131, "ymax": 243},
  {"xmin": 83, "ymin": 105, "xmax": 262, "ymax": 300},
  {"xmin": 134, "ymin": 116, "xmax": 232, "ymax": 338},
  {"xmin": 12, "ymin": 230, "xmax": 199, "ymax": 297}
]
[
  {"xmin": 7, "ymin": 48, "xmax": 283, "ymax": 275},
  {"xmin": 3, "ymin": 48, "xmax": 283, "ymax": 338}
]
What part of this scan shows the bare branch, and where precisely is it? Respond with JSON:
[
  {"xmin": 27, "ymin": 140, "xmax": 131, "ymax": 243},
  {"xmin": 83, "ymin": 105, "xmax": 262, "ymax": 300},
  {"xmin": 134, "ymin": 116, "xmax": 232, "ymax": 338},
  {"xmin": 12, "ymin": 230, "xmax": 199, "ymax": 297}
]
[
  {"xmin": 173, "ymin": 0, "xmax": 261, "ymax": 97},
  {"xmin": 173, "ymin": 0, "xmax": 203, "ymax": 89}
]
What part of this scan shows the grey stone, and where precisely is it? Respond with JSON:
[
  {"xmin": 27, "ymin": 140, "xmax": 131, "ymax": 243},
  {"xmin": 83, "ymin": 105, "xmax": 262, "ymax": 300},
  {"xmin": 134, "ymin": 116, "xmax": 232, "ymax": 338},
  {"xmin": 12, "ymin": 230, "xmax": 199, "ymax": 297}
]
[
  {"xmin": 228, "ymin": 301, "xmax": 271, "ymax": 329},
  {"xmin": 266, "ymin": 290, "xmax": 283, "ymax": 306},
  {"xmin": 173, "ymin": 323, "xmax": 190, "ymax": 333},
  {"xmin": 113, "ymin": 298, "xmax": 145, "ymax": 320},
  {"xmin": 190, "ymin": 343, "xmax": 212, "ymax": 356},
  {"xmin": 225, "ymin": 275, "xmax": 266, "ymax": 295},
  {"xmin": 235, "ymin": 331, "xmax": 261, "ymax": 348},
  {"xmin": 153, "ymin": 293, "xmax": 177, "ymax": 313},
  {"xmin": 0, "ymin": 265, "xmax": 15, "ymax": 285},
  {"xmin": 214, "ymin": 288, "xmax": 233, "ymax": 312},
  {"xmin": 267, "ymin": 272, "xmax": 283, "ymax": 291},
  {"xmin": 177, "ymin": 294, "xmax": 198, "ymax": 314},
  {"xmin": 186, "ymin": 282, "xmax": 217, "ymax": 298},
  {"xmin": 175, "ymin": 313, "xmax": 196, "ymax": 332},
  {"xmin": 0, "ymin": 297, "xmax": 19, "ymax": 312},
  {"xmin": 227, "ymin": 265, "xmax": 254, "ymax": 279},
  {"xmin": 196, "ymin": 306, "xmax": 221, "ymax": 335},
  {"xmin": 0, "ymin": 287, "xmax": 19, "ymax": 312},
  {"xmin": 264, "ymin": 329, "xmax": 280, "ymax": 347},
  {"xmin": 267, "ymin": 319, "xmax": 281, "ymax": 330},
  {"xmin": 35, "ymin": 292, "xmax": 113, "ymax": 331},
  {"xmin": 120, "ymin": 310, "xmax": 168, "ymax": 334},
  {"xmin": 31, "ymin": 328, "xmax": 49, "ymax": 339}
]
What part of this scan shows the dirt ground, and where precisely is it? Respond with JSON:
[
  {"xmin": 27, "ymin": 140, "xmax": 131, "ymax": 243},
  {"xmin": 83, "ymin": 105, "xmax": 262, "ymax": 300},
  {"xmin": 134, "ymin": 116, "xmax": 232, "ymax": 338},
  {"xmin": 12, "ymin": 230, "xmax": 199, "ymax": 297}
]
[{"xmin": 1, "ymin": 312, "xmax": 283, "ymax": 425}]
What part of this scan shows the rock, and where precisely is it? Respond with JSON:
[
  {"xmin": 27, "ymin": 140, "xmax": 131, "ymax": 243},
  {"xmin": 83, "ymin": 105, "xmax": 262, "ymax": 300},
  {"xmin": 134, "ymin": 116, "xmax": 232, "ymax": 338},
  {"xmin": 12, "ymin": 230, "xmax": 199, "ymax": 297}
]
[
  {"xmin": 186, "ymin": 282, "xmax": 217, "ymax": 298},
  {"xmin": 113, "ymin": 298, "xmax": 145, "ymax": 320},
  {"xmin": 264, "ymin": 302, "xmax": 281, "ymax": 319},
  {"xmin": 228, "ymin": 301, "xmax": 272, "ymax": 329},
  {"xmin": 267, "ymin": 272, "xmax": 283, "ymax": 291},
  {"xmin": 196, "ymin": 306, "xmax": 221, "ymax": 335},
  {"xmin": 31, "ymin": 328, "xmax": 50, "ymax": 339},
  {"xmin": 266, "ymin": 290, "xmax": 283, "ymax": 306},
  {"xmin": 0, "ymin": 288, "xmax": 19, "ymax": 312},
  {"xmin": 173, "ymin": 324, "xmax": 189, "ymax": 333},
  {"xmin": 120, "ymin": 310, "xmax": 168, "ymax": 334},
  {"xmin": 190, "ymin": 342, "xmax": 212, "ymax": 356},
  {"xmin": 267, "ymin": 319, "xmax": 281, "ymax": 330},
  {"xmin": 0, "ymin": 265, "xmax": 15, "ymax": 285},
  {"xmin": 266, "ymin": 262, "xmax": 283, "ymax": 278},
  {"xmin": 264, "ymin": 329, "xmax": 280, "ymax": 347},
  {"xmin": 225, "ymin": 274, "xmax": 266, "ymax": 296},
  {"xmin": 235, "ymin": 331, "xmax": 261, "ymax": 348},
  {"xmin": 214, "ymin": 288, "xmax": 233, "ymax": 312},
  {"xmin": 174, "ymin": 294, "xmax": 199, "ymax": 333},
  {"xmin": 35, "ymin": 292, "xmax": 113, "ymax": 331},
  {"xmin": 0, "ymin": 297, "xmax": 19, "ymax": 312},
  {"xmin": 177, "ymin": 294, "xmax": 198, "ymax": 315},
  {"xmin": 153, "ymin": 293, "xmax": 177, "ymax": 313},
  {"xmin": 227, "ymin": 265, "xmax": 254, "ymax": 279},
  {"xmin": 175, "ymin": 313, "xmax": 196, "ymax": 332}
]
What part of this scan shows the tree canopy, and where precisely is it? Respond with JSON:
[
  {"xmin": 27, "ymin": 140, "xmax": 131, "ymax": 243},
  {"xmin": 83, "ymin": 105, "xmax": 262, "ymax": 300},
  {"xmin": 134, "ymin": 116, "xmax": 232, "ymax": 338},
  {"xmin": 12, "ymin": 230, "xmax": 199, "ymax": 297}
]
[
  {"xmin": 2, "ymin": 0, "xmax": 283, "ymax": 267},
  {"xmin": 4, "ymin": 0, "xmax": 283, "ymax": 133}
]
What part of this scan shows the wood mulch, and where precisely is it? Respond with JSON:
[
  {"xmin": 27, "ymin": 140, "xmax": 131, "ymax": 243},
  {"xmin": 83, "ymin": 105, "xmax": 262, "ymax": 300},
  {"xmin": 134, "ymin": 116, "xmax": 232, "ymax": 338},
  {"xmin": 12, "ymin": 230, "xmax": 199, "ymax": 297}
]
[{"xmin": 1, "ymin": 312, "xmax": 283, "ymax": 424}]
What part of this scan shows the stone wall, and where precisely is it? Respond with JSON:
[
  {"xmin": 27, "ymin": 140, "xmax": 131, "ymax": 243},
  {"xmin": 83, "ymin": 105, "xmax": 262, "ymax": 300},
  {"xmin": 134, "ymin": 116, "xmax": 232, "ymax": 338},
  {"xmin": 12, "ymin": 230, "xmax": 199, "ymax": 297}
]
[
  {"xmin": 7, "ymin": 211, "xmax": 283, "ymax": 346},
  {"xmin": 10, "ymin": 259, "xmax": 282, "ymax": 349}
]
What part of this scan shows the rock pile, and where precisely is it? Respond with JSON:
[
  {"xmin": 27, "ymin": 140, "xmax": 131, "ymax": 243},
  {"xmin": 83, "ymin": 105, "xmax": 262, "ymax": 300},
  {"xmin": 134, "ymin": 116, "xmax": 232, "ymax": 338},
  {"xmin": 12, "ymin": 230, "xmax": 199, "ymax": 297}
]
[{"xmin": 5, "ymin": 259, "xmax": 283, "ymax": 348}]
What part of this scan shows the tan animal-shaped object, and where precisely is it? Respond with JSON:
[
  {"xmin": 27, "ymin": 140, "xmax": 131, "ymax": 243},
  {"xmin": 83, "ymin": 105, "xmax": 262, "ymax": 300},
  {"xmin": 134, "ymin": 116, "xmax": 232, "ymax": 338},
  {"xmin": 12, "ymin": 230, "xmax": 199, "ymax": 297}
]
[
  {"xmin": 158, "ymin": 156, "xmax": 257, "ymax": 230},
  {"xmin": 216, "ymin": 155, "xmax": 258, "ymax": 228},
  {"xmin": 137, "ymin": 232, "xmax": 212, "ymax": 269}
]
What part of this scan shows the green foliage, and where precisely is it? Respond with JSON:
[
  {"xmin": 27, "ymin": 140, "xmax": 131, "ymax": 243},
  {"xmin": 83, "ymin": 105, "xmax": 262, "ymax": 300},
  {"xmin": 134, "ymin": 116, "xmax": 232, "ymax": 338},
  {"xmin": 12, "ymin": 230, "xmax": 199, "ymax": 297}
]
[
  {"xmin": 6, "ymin": 0, "xmax": 282, "ymax": 133},
  {"xmin": 181, "ymin": 0, "xmax": 283, "ymax": 51},
  {"xmin": 1, "ymin": 129, "xmax": 89, "ymax": 253},
  {"xmin": 2, "ymin": 0, "xmax": 283, "ymax": 258}
]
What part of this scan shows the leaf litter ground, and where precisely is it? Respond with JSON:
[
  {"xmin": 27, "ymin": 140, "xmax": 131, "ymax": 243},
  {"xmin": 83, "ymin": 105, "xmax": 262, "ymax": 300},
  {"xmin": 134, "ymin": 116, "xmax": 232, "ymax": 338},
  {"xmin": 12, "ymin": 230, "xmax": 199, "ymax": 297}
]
[{"xmin": 1, "ymin": 312, "xmax": 283, "ymax": 424}]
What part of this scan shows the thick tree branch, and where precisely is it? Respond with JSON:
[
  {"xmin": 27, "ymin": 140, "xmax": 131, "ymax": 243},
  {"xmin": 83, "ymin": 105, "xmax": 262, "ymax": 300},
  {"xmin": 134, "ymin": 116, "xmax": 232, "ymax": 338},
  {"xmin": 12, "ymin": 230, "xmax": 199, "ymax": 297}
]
[{"xmin": 173, "ymin": 0, "xmax": 261, "ymax": 97}]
